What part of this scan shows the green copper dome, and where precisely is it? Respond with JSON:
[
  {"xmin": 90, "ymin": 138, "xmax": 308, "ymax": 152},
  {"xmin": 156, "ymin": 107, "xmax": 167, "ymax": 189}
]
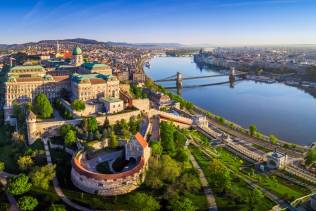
[{"xmin": 72, "ymin": 46, "xmax": 82, "ymax": 55}]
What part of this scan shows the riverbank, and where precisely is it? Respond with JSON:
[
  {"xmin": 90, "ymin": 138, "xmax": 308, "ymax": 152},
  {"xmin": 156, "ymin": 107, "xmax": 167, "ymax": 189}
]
[{"xmin": 144, "ymin": 56, "xmax": 316, "ymax": 146}]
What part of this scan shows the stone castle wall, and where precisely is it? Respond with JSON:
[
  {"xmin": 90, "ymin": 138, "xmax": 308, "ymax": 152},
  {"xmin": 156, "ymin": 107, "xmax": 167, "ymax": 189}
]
[
  {"xmin": 26, "ymin": 110, "xmax": 141, "ymax": 144},
  {"xmin": 71, "ymin": 151, "xmax": 148, "ymax": 196},
  {"xmin": 71, "ymin": 166, "xmax": 145, "ymax": 196}
]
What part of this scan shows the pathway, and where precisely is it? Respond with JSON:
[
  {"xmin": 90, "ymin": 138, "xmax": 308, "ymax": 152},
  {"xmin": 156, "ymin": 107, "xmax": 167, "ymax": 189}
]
[
  {"xmin": 187, "ymin": 139, "xmax": 217, "ymax": 211},
  {"xmin": 42, "ymin": 138, "xmax": 96, "ymax": 211}
]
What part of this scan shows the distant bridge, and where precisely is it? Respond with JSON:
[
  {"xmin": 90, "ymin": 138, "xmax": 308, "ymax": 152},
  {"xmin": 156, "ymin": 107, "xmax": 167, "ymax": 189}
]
[
  {"xmin": 154, "ymin": 74, "xmax": 227, "ymax": 82},
  {"xmin": 164, "ymin": 79, "xmax": 243, "ymax": 89},
  {"xmin": 154, "ymin": 70, "xmax": 246, "ymax": 90}
]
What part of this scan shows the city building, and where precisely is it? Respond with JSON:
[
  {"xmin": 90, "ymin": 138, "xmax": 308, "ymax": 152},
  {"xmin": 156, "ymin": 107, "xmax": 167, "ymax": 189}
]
[
  {"xmin": 99, "ymin": 97, "xmax": 124, "ymax": 114},
  {"xmin": 266, "ymin": 151, "xmax": 288, "ymax": 169},
  {"xmin": 70, "ymin": 73, "xmax": 119, "ymax": 101},
  {"xmin": 4, "ymin": 47, "xmax": 120, "ymax": 123}
]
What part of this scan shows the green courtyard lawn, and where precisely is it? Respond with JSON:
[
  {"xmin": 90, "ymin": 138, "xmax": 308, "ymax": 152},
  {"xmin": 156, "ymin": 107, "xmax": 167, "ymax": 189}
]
[{"xmin": 189, "ymin": 145, "xmax": 275, "ymax": 210}]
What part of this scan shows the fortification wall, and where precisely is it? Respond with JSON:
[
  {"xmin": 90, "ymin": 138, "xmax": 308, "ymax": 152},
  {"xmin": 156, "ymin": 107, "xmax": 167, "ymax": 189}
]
[
  {"xmin": 71, "ymin": 151, "xmax": 147, "ymax": 196},
  {"xmin": 71, "ymin": 168, "xmax": 145, "ymax": 196}
]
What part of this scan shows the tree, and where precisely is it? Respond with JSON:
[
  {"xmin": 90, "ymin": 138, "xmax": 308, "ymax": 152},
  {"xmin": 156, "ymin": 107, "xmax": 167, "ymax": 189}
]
[
  {"xmin": 17, "ymin": 155, "xmax": 33, "ymax": 171},
  {"xmin": 109, "ymin": 130, "xmax": 118, "ymax": 148},
  {"xmin": 29, "ymin": 164, "xmax": 56, "ymax": 190},
  {"xmin": 17, "ymin": 196, "xmax": 38, "ymax": 211},
  {"xmin": 160, "ymin": 121, "xmax": 176, "ymax": 154},
  {"xmin": 64, "ymin": 130, "xmax": 76, "ymax": 146},
  {"xmin": 82, "ymin": 117, "xmax": 98, "ymax": 132},
  {"xmin": 7, "ymin": 174, "xmax": 32, "ymax": 195},
  {"xmin": 13, "ymin": 103, "xmax": 26, "ymax": 124},
  {"xmin": 269, "ymin": 134, "xmax": 278, "ymax": 144},
  {"xmin": 32, "ymin": 92, "xmax": 53, "ymax": 119},
  {"xmin": 128, "ymin": 192, "xmax": 160, "ymax": 211},
  {"xmin": 59, "ymin": 124, "xmax": 76, "ymax": 137},
  {"xmin": 103, "ymin": 117, "xmax": 110, "ymax": 129},
  {"xmin": 249, "ymin": 124, "xmax": 257, "ymax": 137},
  {"xmin": 246, "ymin": 188, "xmax": 264, "ymax": 210},
  {"xmin": 174, "ymin": 130, "xmax": 186, "ymax": 146},
  {"xmin": 129, "ymin": 116, "xmax": 139, "ymax": 134},
  {"xmin": 169, "ymin": 197, "xmax": 196, "ymax": 211},
  {"xmin": 150, "ymin": 141, "xmax": 163, "ymax": 157},
  {"xmin": 95, "ymin": 130, "xmax": 102, "ymax": 140},
  {"xmin": 207, "ymin": 159, "xmax": 231, "ymax": 192},
  {"xmin": 176, "ymin": 147, "xmax": 189, "ymax": 162},
  {"xmin": 179, "ymin": 172, "xmax": 200, "ymax": 192},
  {"xmin": 0, "ymin": 161, "xmax": 5, "ymax": 171},
  {"xmin": 160, "ymin": 155, "xmax": 181, "ymax": 183},
  {"xmin": 305, "ymin": 149, "xmax": 316, "ymax": 166},
  {"xmin": 11, "ymin": 131, "xmax": 25, "ymax": 143},
  {"xmin": 145, "ymin": 158, "xmax": 163, "ymax": 189},
  {"xmin": 71, "ymin": 99, "xmax": 86, "ymax": 111}
]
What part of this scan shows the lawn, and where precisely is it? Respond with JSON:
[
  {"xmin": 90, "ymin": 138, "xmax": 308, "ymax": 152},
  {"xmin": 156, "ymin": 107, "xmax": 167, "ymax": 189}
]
[
  {"xmin": 189, "ymin": 144, "xmax": 275, "ymax": 211},
  {"xmin": 242, "ymin": 168, "xmax": 309, "ymax": 201}
]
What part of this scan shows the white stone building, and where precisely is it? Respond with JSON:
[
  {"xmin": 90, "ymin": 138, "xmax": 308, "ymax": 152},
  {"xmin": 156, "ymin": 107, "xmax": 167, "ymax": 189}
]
[{"xmin": 99, "ymin": 97, "xmax": 124, "ymax": 114}]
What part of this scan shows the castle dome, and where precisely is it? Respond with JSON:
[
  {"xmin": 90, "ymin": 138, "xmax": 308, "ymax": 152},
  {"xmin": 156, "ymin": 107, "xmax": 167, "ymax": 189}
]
[{"xmin": 72, "ymin": 46, "xmax": 82, "ymax": 55}]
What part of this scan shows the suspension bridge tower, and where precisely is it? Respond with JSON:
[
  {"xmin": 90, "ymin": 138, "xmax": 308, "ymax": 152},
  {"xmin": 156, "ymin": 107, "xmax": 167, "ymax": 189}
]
[
  {"xmin": 176, "ymin": 72, "xmax": 183, "ymax": 90},
  {"xmin": 229, "ymin": 67, "xmax": 236, "ymax": 88}
]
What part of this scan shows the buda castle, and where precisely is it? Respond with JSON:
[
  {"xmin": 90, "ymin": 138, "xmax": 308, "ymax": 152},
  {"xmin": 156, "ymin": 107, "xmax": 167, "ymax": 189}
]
[{"xmin": 4, "ymin": 47, "xmax": 120, "ymax": 122}]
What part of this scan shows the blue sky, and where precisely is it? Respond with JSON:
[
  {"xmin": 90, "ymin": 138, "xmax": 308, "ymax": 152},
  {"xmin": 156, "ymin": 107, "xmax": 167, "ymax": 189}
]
[{"xmin": 1, "ymin": 0, "xmax": 315, "ymax": 45}]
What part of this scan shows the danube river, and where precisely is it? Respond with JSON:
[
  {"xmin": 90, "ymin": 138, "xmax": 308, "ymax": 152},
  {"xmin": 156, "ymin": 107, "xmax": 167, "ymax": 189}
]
[{"xmin": 145, "ymin": 56, "xmax": 316, "ymax": 146}]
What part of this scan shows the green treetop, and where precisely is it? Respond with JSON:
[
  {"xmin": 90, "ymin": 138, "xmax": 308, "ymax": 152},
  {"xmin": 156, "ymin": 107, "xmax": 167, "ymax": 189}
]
[
  {"xmin": 17, "ymin": 196, "xmax": 38, "ymax": 211},
  {"xmin": 128, "ymin": 192, "xmax": 160, "ymax": 211},
  {"xmin": 249, "ymin": 124, "xmax": 257, "ymax": 137},
  {"xmin": 7, "ymin": 174, "xmax": 32, "ymax": 195},
  {"xmin": 269, "ymin": 134, "xmax": 279, "ymax": 144},
  {"xmin": 29, "ymin": 164, "xmax": 56, "ymax": 190},
  {"xmin": 32, "ymin": 92, "xmax": 53, "ymax": 119},
  {"xmin": 71, "ymin": 99, "xmax": 86, "ymax": 111},
  {"xmin": 305, "ymin": 149, "xmax": 316, "ymax": 166},
  {"xmin": 64, "ymin": 130, "xmax": 76, "ymax": 147},
  {"xmin": 207, "ymin": 159, "xmax": 232, "ymax": 192}
]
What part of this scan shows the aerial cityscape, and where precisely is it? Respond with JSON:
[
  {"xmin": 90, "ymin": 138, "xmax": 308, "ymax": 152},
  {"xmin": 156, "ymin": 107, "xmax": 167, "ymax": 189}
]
[{"xmin": 0, "ymin": 0, "xmax": 316, "ymax": 211}]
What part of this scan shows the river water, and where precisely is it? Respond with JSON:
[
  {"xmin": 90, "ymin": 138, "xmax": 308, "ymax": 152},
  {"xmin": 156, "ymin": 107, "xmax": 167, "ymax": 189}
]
[{"xmin": 144, "ymin": 56, "xmax": 316, "ymax": 146}]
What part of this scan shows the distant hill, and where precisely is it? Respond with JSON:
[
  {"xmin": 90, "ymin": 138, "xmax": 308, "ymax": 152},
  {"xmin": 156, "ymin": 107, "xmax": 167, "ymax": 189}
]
[{"xmin": 0, "ymin": 38, "xmax": 186, "ymax": 49}]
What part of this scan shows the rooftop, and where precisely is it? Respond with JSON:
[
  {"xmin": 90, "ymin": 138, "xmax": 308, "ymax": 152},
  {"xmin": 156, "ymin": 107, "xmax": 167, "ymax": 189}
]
[
  {"xmin": 82, "ymin": 62, "xmax": 109, "ymax": 70},
  {"xmin": 71, "ymin": 73, "xmax": 112, "ymax": 84},
  {"xmin": 268, "ymin": 151, "xmax": 286, "ymax": 158},
  {"xmin": 72, "ymin": 46, "xmax": 82, "ymax": 55},
  {"xmin": 9, "ymin": 65, "xmax": 45, "ymax": 73},
  {"xmin": 99, "ymin": 97, "xmax": 123, "ymax": 103}
]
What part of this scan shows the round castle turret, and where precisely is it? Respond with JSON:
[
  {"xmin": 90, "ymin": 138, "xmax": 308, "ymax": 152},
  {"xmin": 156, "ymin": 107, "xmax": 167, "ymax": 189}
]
[{"xmin": 26, "ymin": 111, "xmax": 37, "ymax": 145}]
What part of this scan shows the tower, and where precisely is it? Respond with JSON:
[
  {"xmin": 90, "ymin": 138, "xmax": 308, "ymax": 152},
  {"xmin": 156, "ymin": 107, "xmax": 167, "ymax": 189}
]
[
  {"xmin": 176, "ymin": 72, "xmax": 183, "ymax": 90},
  {"xmin": 26, "ymin": 111, "xmax": 37, "ymax": 145},
  {"xmin": 56, "ymin": 41, "xmax": 60, "ymax": 54},
  {"xmin": 72, "ymin": 46, "xmax": 83, "ymax": 66}
]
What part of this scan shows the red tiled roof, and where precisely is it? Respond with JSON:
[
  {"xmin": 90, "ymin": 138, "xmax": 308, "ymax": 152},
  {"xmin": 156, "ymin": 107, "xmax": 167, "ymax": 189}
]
[
  {"xmin": 53, "ymin": 76, "xmax": 69, "ymax": 81},
  {"xmin": 16, "ymin": 77, "xmax": 43, "ymax": 82},
  {"xmin": 134, "ymin": 132, "xmax": 148, "ymax": 148},
  {"xmin": 90, "ymin": 78, "xmax": 105, "ymax": 84}
]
